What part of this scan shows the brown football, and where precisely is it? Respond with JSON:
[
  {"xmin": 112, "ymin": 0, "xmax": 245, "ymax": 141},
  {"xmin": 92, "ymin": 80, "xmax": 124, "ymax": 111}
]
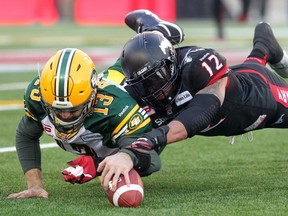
[{"xmin": 105, "ymin": 168, "xmax": 144, "ymax": 207}]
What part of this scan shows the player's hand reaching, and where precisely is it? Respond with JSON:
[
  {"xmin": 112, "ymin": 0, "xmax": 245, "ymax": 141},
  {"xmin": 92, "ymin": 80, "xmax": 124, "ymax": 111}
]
[
  {"xmin": 7, "ymin": 186, "xmax": 48, "ymax": 199},
  {"xmin": 61, "ymin": 155, "xmax": 97, "ymax": 184},
  {"xmin": 97, "ymin": 152, "xmax": 133, "ymax": 191}
]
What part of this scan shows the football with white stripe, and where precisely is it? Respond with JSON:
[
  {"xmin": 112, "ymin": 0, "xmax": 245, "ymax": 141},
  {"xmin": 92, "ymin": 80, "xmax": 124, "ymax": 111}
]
[{"xmin": 105, "ymin": 168, "xmax": 144, "ymax": 207}]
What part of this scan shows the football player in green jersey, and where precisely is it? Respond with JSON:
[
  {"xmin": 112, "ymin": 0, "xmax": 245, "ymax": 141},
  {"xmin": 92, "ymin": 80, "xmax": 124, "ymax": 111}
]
[
  {"xmin": 7, "ymin": 48, "xmax": 159, "ymax": 199},
  {"xmin": 8, "ymin": 9, "xmax": 185, "ymax": 199}
]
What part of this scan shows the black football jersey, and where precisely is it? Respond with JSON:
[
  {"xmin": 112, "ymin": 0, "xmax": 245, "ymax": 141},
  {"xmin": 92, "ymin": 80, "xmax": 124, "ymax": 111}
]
[{"xmin": 149, "ymin": 46, "xmax": 288, "ymax": 136}]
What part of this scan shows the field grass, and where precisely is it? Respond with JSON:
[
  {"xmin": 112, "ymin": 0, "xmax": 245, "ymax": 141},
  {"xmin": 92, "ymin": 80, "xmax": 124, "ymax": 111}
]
[{"xmin": 0, "ymin": 20, "xmax": 288, "ymax": 215}]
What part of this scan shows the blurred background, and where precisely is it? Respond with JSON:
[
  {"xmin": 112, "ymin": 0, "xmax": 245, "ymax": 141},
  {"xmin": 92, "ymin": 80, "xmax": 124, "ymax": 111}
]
[{"xmin": 0, "ymin": 0, "xmax": 287, "ymax": 73}]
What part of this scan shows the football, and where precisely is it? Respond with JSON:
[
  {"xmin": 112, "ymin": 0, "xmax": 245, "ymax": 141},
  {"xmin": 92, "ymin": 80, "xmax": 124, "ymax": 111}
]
[{"xmin": 105, "ymin": 168, "xmax": 144, "ymax": 207}]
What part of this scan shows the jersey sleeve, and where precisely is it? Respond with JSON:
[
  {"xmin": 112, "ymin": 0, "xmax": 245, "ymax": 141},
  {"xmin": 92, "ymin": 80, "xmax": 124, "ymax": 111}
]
[
  {"xmin": 179, "ymin": 46, "xmax": 229, "ymax": 94},
  {"xmin": 16, "ymin": 77, "xmax": 45, "ymax": 173},
  {"xmin": 16, "ymin": 115, "xmax": 44, "ymax": 173}
]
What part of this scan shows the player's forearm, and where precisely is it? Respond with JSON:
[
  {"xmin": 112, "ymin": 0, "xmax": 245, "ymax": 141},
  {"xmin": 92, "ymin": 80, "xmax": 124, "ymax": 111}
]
[
  {"xmin": 16, "ymin": 116, "xmax": 43, "ymax": 173},
  {"xmin": 166, "ymin": 120, "xmax": 188, "ymax": 144},
  {"xmin": 25, "ymin": 168, "xmax": 45, "ymax": 189}
]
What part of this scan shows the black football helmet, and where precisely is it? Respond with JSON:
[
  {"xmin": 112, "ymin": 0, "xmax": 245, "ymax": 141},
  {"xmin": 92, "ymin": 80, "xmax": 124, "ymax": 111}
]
[{"xmin": 121, "ymin": 31, "xmax": 180, "ymax": 110}]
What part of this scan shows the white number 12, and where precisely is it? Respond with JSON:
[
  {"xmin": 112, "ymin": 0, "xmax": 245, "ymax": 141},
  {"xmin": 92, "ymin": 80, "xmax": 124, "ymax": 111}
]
[{"xmin": 202, "ymin": 54, "xmax": 223, "ymax": 77}]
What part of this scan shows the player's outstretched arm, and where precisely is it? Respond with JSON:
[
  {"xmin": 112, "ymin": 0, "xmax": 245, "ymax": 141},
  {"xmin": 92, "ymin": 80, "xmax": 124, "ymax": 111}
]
[{"xmin": 7, "ymin": 168, "xmax": 48, "ymax": 199}]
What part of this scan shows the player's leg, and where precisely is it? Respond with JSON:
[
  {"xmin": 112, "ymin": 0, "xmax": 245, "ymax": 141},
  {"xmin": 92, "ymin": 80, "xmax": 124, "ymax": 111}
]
[
  {"xmin": 125, "ymin": 9, "xmax": 184, "ymax": 45},
  {"xmin": 246, "ymin": 22, "xmax": 288, "ymax": 78}
]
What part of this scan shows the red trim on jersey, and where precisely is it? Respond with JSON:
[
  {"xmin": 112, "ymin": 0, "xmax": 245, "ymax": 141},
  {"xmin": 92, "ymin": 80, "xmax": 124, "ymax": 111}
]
[
  {"xmin": 269, "ymin": 84, "xmax": 288, "ymax": 108},
  {"xmin": 244, "ymin": 57, "xmax": 267, "ymax": 66},
  {"xmin": 237, "ymin": 69, "xmax": 269, "ymax": 83},
  {"xmin": 207, "ymin": 65, "xmax": 229, "ymax": 86},
  {"xmin": 237, "ymin": 69, "xmax": 288, "ymax": 108}
]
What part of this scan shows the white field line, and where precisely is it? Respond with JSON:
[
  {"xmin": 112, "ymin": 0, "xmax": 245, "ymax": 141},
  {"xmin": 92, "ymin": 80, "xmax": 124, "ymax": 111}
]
[
  {"xmin": 0, "ymin": 142, "xmax": 58, "ymax": 153},
  {"xmin": 0, "ymin": 104, "xmax": 23, "ymax": 111},
  {"xmin": 0, "ymin": 82, "xmax": 29, "ymax": 90},
  {"xmin": 0, "ymin": 82, "xmax": 56, "ymax": 152}
]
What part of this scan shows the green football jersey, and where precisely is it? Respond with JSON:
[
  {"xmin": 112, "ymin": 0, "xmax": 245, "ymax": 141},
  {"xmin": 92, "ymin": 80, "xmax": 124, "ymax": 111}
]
[{"xmin": 23, "ymin": 73, "xmax": 151, "ymax": 158}]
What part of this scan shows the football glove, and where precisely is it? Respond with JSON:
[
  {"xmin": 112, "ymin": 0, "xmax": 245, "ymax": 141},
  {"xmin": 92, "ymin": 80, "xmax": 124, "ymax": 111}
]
[{"xmin": 61, "ymin": 155, "xmax": 98, "ymax": 184}]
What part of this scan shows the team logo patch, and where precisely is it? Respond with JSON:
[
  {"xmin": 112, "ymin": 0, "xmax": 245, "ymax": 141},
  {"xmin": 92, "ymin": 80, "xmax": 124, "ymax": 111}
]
[
  {"xmin": 55, "ymin": 129, "xmax": 78, "ymax": 141},
  {"xmin": 128, "ymin": 113, "xmax": 143, "ymax": 129}
]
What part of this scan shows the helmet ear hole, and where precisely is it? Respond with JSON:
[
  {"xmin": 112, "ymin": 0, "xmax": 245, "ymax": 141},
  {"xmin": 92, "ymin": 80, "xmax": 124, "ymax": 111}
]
[{"xmin": 76, "ymin": 64, "xmax": 81, "ymax": 71}]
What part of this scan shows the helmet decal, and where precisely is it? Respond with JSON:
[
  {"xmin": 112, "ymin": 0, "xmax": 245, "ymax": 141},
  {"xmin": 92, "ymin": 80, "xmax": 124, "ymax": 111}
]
[
  {"xmin": 159, "ymin": 38, "xmax": 171, "ymax": 55},
  {"xmin": 56, "ymin": 48, "xmax": 76, "ymax": 102}
]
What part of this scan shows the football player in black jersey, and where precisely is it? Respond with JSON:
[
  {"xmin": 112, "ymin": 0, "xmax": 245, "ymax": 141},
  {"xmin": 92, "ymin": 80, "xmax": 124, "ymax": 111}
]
[{"xmin": 99, "ymin": 10, "xmax": 288, "ymax": 191}]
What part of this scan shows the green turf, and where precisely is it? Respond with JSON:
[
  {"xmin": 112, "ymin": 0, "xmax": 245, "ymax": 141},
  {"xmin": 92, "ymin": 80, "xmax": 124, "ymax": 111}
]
[
  {"xmin": 1, "ymin": 20, "xmax": 288, "ymax": 215},
  {"xmin": 1, "ymin": 130, "xmax": 288, "ymax": 215}
]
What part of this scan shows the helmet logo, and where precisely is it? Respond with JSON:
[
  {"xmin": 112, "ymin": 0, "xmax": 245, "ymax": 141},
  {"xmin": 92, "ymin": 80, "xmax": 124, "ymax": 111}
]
[{"xmin": 159, "ymin": 39, "xmax": 171, "ymax": 55}]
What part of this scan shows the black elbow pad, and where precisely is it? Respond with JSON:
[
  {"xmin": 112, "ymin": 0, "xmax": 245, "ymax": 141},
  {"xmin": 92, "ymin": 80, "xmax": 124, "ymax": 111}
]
[{"xmin": 175, "ymin": 94, "xmax": 220, "ymax": 137}]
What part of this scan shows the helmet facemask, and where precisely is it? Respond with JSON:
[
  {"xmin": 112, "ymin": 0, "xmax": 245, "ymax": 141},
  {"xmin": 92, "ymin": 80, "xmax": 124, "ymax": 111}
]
[
  {"xmin": 42, "ymin": 90, "xmax": 96, "ymax": 133},
  {"xmin": 127, "ymin": 58, "xmax": 179, "ymax": 110}
]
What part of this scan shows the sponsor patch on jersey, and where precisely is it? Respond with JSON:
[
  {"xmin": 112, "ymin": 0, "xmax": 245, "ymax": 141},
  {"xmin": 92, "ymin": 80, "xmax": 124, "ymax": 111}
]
[
  {"xmin": 175, "ymin": 91, "xmax": 193, "ymax": 106},
  {"xmin": 128, "ymin": 113, "xmax": 143, "ymax": 129},
  {"xmin": 80, "ymin": 133, "xmax": 103, "ymax": 142},
  {"xmin": 118, "ymin": 105, "xmax": 129, "ymax": 117}
]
